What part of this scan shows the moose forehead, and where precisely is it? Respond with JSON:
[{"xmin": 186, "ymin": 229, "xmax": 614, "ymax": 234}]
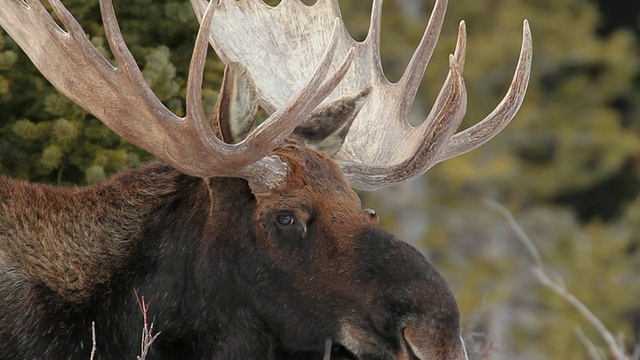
[{"xmin": 260, "ymin": 143, "xmax": 362, "ymax": 210}]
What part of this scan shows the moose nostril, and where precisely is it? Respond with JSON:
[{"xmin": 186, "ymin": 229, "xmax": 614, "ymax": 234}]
[
  {"xmin": 402, "ymin": 323, "xmax": 468, "ymax": 360},
  {"xmin": 402, "ymin": 327, "xmax": 424, "ymax": 360}
]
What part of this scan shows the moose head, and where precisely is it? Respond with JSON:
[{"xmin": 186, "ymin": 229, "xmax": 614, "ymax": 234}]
[{"xmin": 0, "ymin": 0, "xmax": 531, "ymax": 358}]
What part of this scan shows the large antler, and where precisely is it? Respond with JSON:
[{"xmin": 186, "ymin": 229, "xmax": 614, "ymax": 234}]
[
  {"xmin": 192, "ymin": 0, "xmax": 533, "ymax": 190},
  {"xmin": 0, "ymin": 0, "xmax": 354, "ymax": 190}
]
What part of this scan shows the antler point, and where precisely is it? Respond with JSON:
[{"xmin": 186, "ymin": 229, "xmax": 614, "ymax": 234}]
[{"xmin": 448, "ymin": 54, "xmax": 458, "ymax": 69}]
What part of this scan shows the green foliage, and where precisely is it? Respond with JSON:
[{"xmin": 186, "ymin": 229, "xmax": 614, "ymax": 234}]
[
  {"xmin": 0, "ymin": 35, "xmax": 16, "ymax": 99},
  {"xmin": 0, "ymin": 0, "xmax": 223, "ymax": 184}
]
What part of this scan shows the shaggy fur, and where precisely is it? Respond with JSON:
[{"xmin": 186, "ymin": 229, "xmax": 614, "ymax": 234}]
[{"xmin": 0, "ymin": 143, "xmax": 463, "ymax": 359}]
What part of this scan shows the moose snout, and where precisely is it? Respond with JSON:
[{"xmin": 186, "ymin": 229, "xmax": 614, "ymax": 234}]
[{"xmin": 399, "ymin": 318, "xmax": 468, "ymax": 360}]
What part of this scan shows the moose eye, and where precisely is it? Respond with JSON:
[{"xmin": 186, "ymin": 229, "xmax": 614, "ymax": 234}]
[{"xmin": 276, "ymin": 212, "xmax": 296, "ymax": 226}]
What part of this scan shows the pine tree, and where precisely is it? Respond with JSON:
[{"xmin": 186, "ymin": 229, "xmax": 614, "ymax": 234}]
[{"xmin": 0, "ymin": 0, "xmax": 224, "ymax": 184}]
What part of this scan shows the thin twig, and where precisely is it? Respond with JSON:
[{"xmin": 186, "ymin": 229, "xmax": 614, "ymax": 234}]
[
  {"xmin": 134, "ymin": 289, "xmax": 161, "ymax": 360},
  {"xmin": 323, "ymin": 337, "xmax": 332, "ymax": 360},
  {"xmin": 575, "ymin": 325, "xmax": 605, "ymax": 360},
  {"xmin": 462, "ymin": 301, "xmax": 496, "ymax": 360},
  {"xmin": 486, "ymin": 199, "xmax": 630, "ymax": 360},
  {"xmin": 90, "ymin": 321, "xmax": 97, "ymax": 360},
  {"xmin": 530, "ymin": 266, "xmax": 625, "ymax": 359},
  {"xmin": 632, "ymin": 339, "xmax": 640, "ymax": 360},
  {"xmin": 484, "ymin": 199, "xmax": 542, "ymax": 267}
]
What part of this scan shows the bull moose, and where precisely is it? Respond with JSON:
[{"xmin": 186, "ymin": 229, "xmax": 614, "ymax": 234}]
[{"xmin": 0, "ymin": 0, "xmax": 532, "ymax": 359}]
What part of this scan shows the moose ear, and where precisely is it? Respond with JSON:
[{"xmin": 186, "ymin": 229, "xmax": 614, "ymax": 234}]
[
  {"xmin": 209, "ymin": 62, "xmax": 259, "ymax": 144},
  {"xmin": 292, "ymin": 87, "xmax": 371, "ymax": 157}
]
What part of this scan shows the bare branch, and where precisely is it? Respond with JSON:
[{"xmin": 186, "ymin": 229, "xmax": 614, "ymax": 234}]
[
  {"xmin": 90, "ymin": 321, "xmax": 97, "ymax": 360},
  {"xmin": 575, "ymin": 325, "xmax": 606, "ymax": 360},
  {"xmin": 632, "ymin": 340, "xmax": 640, "ymax": 360},
  {"xmin": 134, "ymin": 290, "xmax": 161, "ymax": 360},
  {"xmin": 323, "ymin": 337, "xmax": 332, "ymax": 360},
  {"xmin": 484, "ymin": 199, "xmax": 542, "ymax": 267},
  {"xmin": 486, "ymin": 199, "xmax": 630, "ymax": 360}
]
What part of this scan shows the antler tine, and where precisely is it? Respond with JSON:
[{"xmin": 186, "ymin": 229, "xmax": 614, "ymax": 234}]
[
  {"xmin": 196, "ymin": 0, "xmax": 533, "ymax": 190},
  {"xmin": 338, "ymin": 22, "xmax": 469, "ymax": 190},
  {"xmin": 98, "ymin": 0, "xmax": 141, "ymax": 80},
  {"xmin": 439, "ymin": 20, "xmax": 533, "ymax": 162},
  {"xmin": 185, "ymin": 0, "xmax": 214, "ymax": 140},
  {"xmin": 367, "ymin": 0, "xmax": 384, "ymax": 81},
  {"xmin": 414, "ymin": 20, "xmax": 467, "ymax": 145},
  {"xmin": 185, "ymin": 2, "xmax": 354, "ymax": 177},
  {"xmin": 338, "ymin": 22, "xmax": 468, "ymax": 190},
  {"xmin": 344, "ymin": 18, "xmax": 530, "ymax": 190},
  {"xmin": 340, "ymin": 55, "xmax": 467, "ymax": 190},
  {"xmin": 239, "ymin": 19, "xmax": 355, "ymax": 157},
  {"xmin": 0, "ymin": 0, "xmax": 353, "ymax": 187},
  {"xmin": 398, "ymin": 0, "xmax": 449, "ymax": 111},
  {"xmin": 346, "ymin": 20, "xmax": 530, "ymax": 190}
]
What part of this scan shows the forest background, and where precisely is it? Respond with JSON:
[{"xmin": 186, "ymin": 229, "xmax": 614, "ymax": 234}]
[{"xmin": 1, "ymin": 0, "xmax": 639, "ymax": 358}]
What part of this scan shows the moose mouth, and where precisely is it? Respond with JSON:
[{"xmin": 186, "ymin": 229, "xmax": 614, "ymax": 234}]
[
  {"xmin": 325, "ymin": 344, "xmax": 422, "ymax": 360},
  {"xmin": 293, "ymin": 338, "xmax": 376, "ymax": 360},
  {"xmin": 284, "ymin": 343, "xmax": 358, "ymax": 360},
  {"xmin": 324, "ymin": 338, "xmax": 421, "ymax": 360}
]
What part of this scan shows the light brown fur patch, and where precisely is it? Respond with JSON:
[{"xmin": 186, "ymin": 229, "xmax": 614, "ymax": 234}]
[{"xmin": 0, "ymin": 165, "xmax": 179, "ymax": 303}]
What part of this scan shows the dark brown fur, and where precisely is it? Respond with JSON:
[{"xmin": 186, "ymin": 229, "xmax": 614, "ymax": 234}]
[{"xmin": 0, "ymin": 142, "xmax": 463, "ymax": 359}]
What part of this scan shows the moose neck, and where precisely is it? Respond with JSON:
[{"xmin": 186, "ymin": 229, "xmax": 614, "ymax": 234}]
[{"xmin": 108, "ymin": 165, "xmax": 282, "ymax": 357}]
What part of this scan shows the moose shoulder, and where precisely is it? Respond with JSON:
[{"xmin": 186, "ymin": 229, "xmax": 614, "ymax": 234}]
[{"xmin": 0, "ymin": 0, "xmax": 532, "ymax": 359}]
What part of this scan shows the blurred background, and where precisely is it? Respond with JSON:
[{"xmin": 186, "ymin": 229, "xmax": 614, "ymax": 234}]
[{"xmin": 1, "ymin": 0, "xmax": 639, "ymax": 358}]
